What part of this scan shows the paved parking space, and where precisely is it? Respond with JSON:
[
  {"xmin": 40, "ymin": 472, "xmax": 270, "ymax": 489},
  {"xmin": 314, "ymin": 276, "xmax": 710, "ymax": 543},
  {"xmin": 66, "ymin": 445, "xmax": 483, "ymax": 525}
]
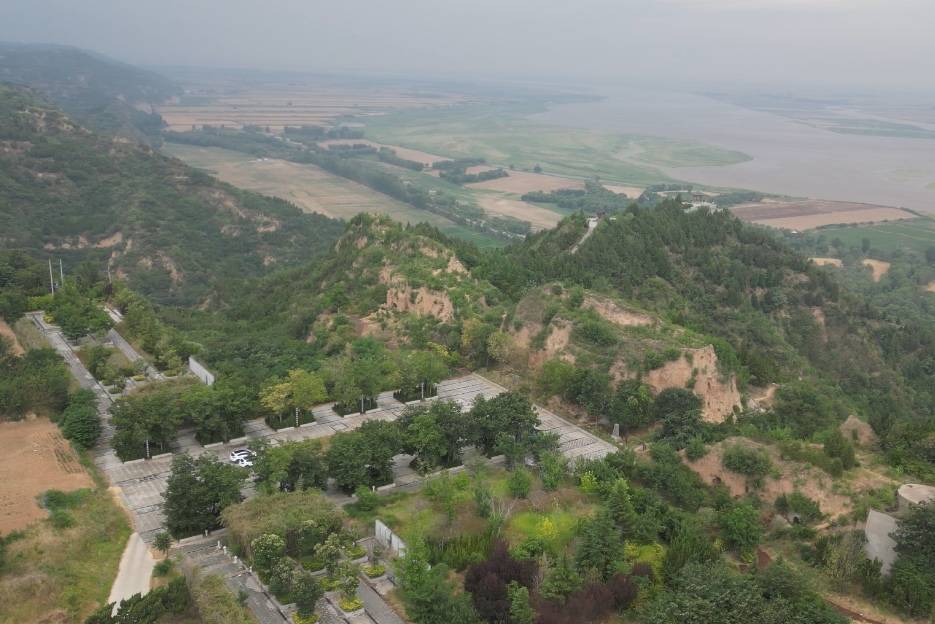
[{"xmin": 95, "ymin": 374, "xmax": 618, "ymax": 543}]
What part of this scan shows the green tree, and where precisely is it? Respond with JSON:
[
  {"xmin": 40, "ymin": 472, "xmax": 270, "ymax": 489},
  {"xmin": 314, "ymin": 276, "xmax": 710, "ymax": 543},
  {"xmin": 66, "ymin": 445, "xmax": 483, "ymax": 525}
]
[
  {"xmin": 539, "ymin": 555, "xmax": 581, "ymax": 603},
  {"xmin": 507, "ymin": 467, "xmax": 532, "ymax": 499},
  {"xmin": 251, "ymin": 533, "xmax": 286, "ymax": 576},
  {"xmin": 468, "ymin": 392, "xmax": 539, "ymax": 458},
  {"xmin": 606, "ymin": 478, "xmax": 638, "ymax": 539},
  {"xmin": 655, "ymin": 388, "xmax": 703, "ymax": 449},
  {"xmin": 292, "ymin": 570, "xmax": 324, "ymax": 618},
  {"xmin": 508, "ymin": 581, "xmax": 534, "ymax": 624},
  {"xmin": 60, "ymin": 389, "xmax": 101, "ymax": 448},
  {"xmin": 609, "ymin": 380, "xmax": 654, "ymax": 439},
  {"xmin": 539, "ymin": 451, "xmax": 567, "ymax": 491},
  {"xmin": 823, "ymin": 430, "xmax": 858, "ymax": 470},
  {"xmin": 163, "ymin": 453, "xmax": 245, "ymax": 538},
  {"xmin": 662, "ymin": 520, "xmax": 718, "ymax": 582},
  {"xmin": 154, "ymin": 531, "xmax": 172, "ymax": 558},
  {"xmin": 576, "ymin": 508, "xmax": 622, "ymax": 580},
  {"xmin": 718, "ymin": 502, "xmax": 762, "ymax": 556},
  {"xmin": 397, "ymin": 542, "xmax": 479, "ymax": 624},
  {"xmin": 772, "ymin": 381, "xmax": 839, "ymax": 438}
]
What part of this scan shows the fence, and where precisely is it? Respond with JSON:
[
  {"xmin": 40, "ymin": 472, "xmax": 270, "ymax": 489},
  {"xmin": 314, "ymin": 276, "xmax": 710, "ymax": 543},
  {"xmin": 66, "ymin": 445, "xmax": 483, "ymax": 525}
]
[
  {"xmin": 375, "ymin": 519, "xmax": 407, "ymax": 557},
  {"xmin": 188, "ymin": 356, "xmax": 215, "ymax": 386}
]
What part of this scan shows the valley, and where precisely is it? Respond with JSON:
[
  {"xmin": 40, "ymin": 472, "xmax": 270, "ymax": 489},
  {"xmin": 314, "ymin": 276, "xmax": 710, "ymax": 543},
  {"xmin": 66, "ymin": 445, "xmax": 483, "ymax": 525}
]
[{"xmin": 0, "ymin": 42, "xmax": 933, "ymax": 624}]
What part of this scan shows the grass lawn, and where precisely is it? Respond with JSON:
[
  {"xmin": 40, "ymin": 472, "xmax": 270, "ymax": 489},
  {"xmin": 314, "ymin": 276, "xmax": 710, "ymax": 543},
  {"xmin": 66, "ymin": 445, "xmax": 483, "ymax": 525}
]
[
  {"xmin": 506, "ymin": 508, "xmax": 586, "ymax": 552},
  {"xmin": 0, "ymin": 478, "xmax": 131, "ymax": 623}
]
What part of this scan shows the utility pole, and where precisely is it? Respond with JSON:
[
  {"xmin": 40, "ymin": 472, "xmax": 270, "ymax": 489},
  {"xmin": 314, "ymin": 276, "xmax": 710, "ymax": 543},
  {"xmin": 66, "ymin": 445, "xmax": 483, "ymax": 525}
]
[
  {"xmin": 48, "ymin": 258, "xmax": 55, "ymax": 295},
  {"xmin": 59, "ymin": 259, "xmax": 64, "ymax": 286}
]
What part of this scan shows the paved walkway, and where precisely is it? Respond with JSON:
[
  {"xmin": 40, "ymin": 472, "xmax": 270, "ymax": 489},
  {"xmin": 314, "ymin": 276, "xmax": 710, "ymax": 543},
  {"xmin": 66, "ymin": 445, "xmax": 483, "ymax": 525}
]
[{"xmin": 107, "ymin": 532, "xmax": 156, "ymax": 610}]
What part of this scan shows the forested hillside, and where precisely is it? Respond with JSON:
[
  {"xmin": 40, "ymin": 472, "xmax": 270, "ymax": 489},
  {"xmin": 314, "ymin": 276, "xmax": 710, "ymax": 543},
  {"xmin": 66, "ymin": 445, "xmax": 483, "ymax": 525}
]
[
  {"xmin": 0, "ymin": 86, "xmax": 344, "ymax": 305},
  {"xmin": 0, "ymin": 42, "xmax": 178, "ymax": 143},
  {"xmin": 476, "ymin": 198, "xmax": 934, "ymax": 478}
]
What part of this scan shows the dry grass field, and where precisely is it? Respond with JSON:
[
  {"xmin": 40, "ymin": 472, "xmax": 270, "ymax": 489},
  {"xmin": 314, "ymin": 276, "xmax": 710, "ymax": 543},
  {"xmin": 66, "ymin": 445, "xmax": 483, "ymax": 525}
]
[
  {"xmin": 163, "ymin": 144, "xmax": 456, "ymax": 228},
  {"xmin": 0, "ymin": 418, "xmax": 92, "ymax": 533},
  {"xmin": 158, "ymin": 82, "xmax": 467, "ymax": 132},
  {"xmin": 0, "ymin": 318, "xmax": 24, "ymax": 356},
  {"xmin": 731, "ymin": 199, "xmax": 915, "ymax": 230}
]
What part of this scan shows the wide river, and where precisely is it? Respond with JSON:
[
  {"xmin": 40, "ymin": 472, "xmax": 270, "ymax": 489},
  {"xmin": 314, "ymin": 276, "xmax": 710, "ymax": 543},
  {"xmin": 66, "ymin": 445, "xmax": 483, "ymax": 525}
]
[{"xmin": 531, "ymin": 87, "xmax": 935, "ymax": 213}]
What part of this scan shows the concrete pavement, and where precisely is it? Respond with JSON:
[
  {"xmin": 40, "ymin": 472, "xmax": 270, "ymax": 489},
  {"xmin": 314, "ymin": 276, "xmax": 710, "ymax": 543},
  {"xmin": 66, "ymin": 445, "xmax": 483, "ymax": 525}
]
[{"xmin": 107, "ymin": 532, "xmax": 156, "ymax": 611}]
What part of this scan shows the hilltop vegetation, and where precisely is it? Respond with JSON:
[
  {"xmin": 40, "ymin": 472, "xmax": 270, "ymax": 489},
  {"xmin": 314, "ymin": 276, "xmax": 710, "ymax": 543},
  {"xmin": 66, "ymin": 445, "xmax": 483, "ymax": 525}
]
[
  {"xmin": 0, "ymin": 42, "xmax": 179, "ymax": 144},
  {"xmin": 0, "ymin": 86, "xmax": 343, "ymax": 305}
]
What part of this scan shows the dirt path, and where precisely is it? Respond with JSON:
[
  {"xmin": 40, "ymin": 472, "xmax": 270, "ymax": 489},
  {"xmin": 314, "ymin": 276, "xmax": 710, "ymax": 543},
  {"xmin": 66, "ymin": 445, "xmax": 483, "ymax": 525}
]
[
  {"xmin": 107, "ymin": 532, "xmax": 156, "ymax": 610},
  {"xmin": 0, "ymin": 318, "xmax": 24, "ymax": 355},
  {"xmin": 811, "ymin": 257, "xmax": 843, "ymax": 267}
]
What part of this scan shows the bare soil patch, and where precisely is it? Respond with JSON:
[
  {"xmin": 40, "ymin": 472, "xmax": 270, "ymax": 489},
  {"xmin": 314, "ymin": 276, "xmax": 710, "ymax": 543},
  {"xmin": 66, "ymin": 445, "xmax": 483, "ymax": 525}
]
[
  {"xmin": 731, "ymin": 199, "xmax": 914, "ymax": 231},
  {"xmin": 811, "ymin": 257, "xmax": 843, "ymax": 268},
  {"xmin": 840, "ymin": 415, "xmax": 879, "ymax": 449},
  {"xmin": 684, "ymin": 437, "xmax": 890, "ymax": 520},
  {"xmin": 466, "ymin": 170, "xmax": 584, "ymax": 194},
  {"xmin": 0, "ymin": 318, "xmax": 24, "ymax": 356},
  {"xmin": 0, "ymin": 418, "xmax": 92, "ymax": 533},
  {"xmin": 644, "ymin": 345, "xmax": 741, "ymax": 423},
  {"xmin": 582, "ymin": 295, "xmax": 653, "ymax": 328},
  {"xmin": 476, "ymin": 193, "xmax": 562, "ymax": 231},
  {"xmin": 861, "ymin": 259, "xmax": 891, "ymax": 282},
  {"xmin": 927, "ymin": 281, "xmax": 935, "ymax": 293}
]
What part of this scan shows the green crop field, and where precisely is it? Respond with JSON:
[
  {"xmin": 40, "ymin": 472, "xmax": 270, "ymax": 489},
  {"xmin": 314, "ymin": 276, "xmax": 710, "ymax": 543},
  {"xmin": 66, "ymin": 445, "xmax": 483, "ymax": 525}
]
[
  {"xmin": 815, "ymin": 217, "xmax": 935, "ymax": 254},
  {"xmin": 363, "ymin": 101, "xmax": 750, "ymax": 187}
]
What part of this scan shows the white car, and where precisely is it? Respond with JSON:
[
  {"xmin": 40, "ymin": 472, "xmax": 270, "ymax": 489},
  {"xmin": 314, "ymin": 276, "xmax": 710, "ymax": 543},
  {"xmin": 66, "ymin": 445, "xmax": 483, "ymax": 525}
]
[
  {"xmin": 229, "ymin": 448, "xmax": 255, "ymax": 463},
  {"xmin": 236, "ymin": 456, "xmax": 254, "ymax": 468}
]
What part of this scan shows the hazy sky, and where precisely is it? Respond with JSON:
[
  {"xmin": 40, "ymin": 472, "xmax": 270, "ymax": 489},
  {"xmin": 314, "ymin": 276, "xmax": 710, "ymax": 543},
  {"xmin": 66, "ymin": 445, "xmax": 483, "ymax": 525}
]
[{"xmin": 2, "ymin": 0, "xmax": 932, "ymax": 91}]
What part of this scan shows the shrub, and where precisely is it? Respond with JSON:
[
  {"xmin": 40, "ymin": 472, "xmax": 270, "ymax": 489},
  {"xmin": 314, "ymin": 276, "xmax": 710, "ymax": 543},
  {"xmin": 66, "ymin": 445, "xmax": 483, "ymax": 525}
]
[
  {"xmin": 722, "ymin": 445, "xmax": 772, "ymax": 479},
  {"xmin": 364, "ymin": 564, "xmax": 386, "ymax": 578},
  {"xmin": 507, "ymin": 467, "xmax": 532, "ymax": 499},
  {"xmin": 685, "ymin": 437, "xmax": 707, "ymax": 461},
  {"xmin": 353, "ymin": 485, "xmax": 379, "ymax": 511},
  {"xmin": 775, "ymin": 491, "xmax": 822, "ymax": 523},
  {"xmin": 153, "ymin": 559, "xmax": 173, "ymax": 577},
  {"xmin": 539, "ymin": 452, "xmax": 567, "ymax": 491}
]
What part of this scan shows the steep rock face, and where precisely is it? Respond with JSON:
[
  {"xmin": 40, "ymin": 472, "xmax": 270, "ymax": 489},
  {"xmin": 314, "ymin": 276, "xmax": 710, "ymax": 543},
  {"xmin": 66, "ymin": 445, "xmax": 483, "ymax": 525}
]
[
  {"xmin": 385, "ymin": 285, "xmax": 455, "ymax": 322},
  {"xmin": 643, "ymin": 345, "xmax": 741, "ymax": 423}
]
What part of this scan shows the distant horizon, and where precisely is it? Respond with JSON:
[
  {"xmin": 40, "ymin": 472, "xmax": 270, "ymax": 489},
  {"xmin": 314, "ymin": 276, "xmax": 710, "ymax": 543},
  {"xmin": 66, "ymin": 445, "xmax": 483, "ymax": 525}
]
[{"xmin": 2, "ymin": 0, "xmax": 933, "ymax": 96}]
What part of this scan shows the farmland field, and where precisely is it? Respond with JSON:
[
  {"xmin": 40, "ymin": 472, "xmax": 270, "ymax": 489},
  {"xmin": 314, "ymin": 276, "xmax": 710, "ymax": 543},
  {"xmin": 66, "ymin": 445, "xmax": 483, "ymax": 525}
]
[
  {"xmin": 161, "ymin": 144, "xmax": 511, "ymax": 244},
  {"xmin": 731, "ymin": 199, "xmax": 916, "ymax": 231},
  {"xmin": 157, "ymin": 76, "xmax": 469, "ymax": 132},
  {"xmin": 0, "ymin": 418, "xmax": 93, "ymax": 533},
  {"xmin": 811, "ymin": 217, "xmax": 935, "ymax": 254}
]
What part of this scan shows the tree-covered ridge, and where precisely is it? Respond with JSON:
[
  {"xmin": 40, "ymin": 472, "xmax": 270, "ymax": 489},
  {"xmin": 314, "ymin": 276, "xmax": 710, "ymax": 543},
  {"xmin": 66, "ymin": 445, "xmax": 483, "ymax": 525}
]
[
  {"xmin": 476, "ymin": 201, "xmax": 933, "ymax": 477},
  {"xmin": 0, "ymin": 42, "xmax": 179, "ymax": 143},
  {"xmin": 0, "ymin": 85, "xmax": 344, "ymax": 305}
]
